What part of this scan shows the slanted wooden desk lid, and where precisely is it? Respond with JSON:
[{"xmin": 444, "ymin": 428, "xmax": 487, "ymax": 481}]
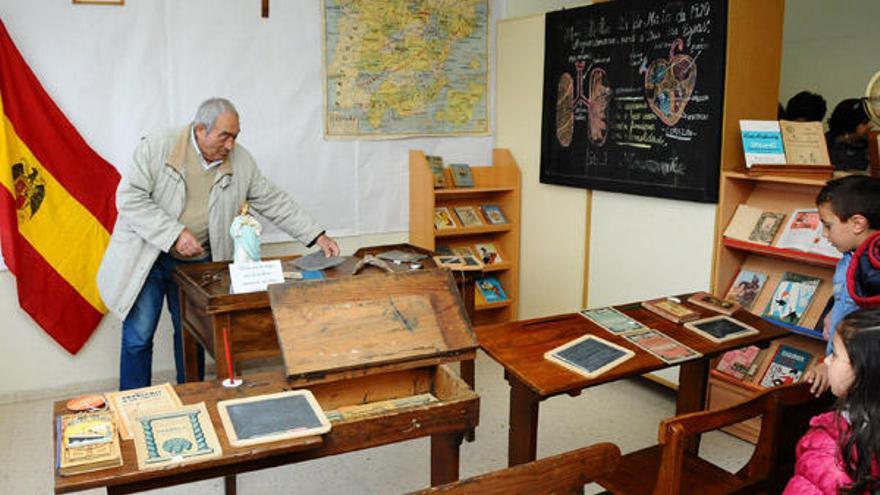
[{"xmin": 268, "ymin": 269, "xmax": 476, "ymax": 386}]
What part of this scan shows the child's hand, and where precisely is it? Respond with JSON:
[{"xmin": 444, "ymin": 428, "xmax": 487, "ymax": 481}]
[
  {"xmin": 805, "ymin": 361, "xmax": 829, "ymax": 397},
  {"xmin": 822, "ymin": 313, "xmax": 831, "ymax": 340}
]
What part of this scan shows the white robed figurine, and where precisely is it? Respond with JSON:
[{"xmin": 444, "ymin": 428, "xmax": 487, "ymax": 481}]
[{"xmin": 230, "ymin": 202, "xmax": 262, "ymax": 264}]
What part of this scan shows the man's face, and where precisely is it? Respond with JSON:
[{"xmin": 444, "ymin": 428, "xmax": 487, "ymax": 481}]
[{"xmin": 195, "ymin": 112, "xmax": 240, "ymax": 162}]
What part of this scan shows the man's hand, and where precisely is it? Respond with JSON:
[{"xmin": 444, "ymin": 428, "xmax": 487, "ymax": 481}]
[
  {"xmin": 174, "ymin": 228, "xmax": 205, "ymax": 257},
  {"xmin": 316, "ymin": 234, "xmax": 340, "ymax": 257},
  {"xmin": 805, "ymin": 361, "xmax": 830, "ymax": 397}
]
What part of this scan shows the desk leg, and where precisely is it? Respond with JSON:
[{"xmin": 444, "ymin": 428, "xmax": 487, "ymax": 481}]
[
  {"xmin": 224, "ymin": 475, "xmax": 237, "ymax": 495},
  {"xmin": 508, "ymin": 377, "xmax": 540, "ymax": 467},
  {"xmin": 430, "ymin": 431, "xmax": 463, "ymax": 486},
  {"xmin": 460, "ymin": 359, "xmax": 476, "ymax": 442},
  {"xmin": 183, "ymin": 326, "xmax": 200, "ymax": 383},
  {"xmin": 677, "ymin": 359, "xmax": 710, "ymax": 454}
]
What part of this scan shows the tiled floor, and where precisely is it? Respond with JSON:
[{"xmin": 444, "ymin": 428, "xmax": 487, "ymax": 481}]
[{"xmin": 0, "ymin": 351, "xmax": 753, "ymax": 494}]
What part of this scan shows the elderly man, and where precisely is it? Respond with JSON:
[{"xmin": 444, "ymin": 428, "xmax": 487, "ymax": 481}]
[{"xmin": 98, "ymin": 97, "xmax": 339, "ymax": 390}]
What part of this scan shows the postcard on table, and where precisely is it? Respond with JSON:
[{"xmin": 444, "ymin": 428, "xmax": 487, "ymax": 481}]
[
  {"xmin": 684, "ymin": 315, "xmax": 760, "ymax": 343},
  {"xmin": 724, "ymin": 269, "xmax": 769, "ymax": 310},
  {"xmin": 579, "ymin": 307, "xmax": 647, "ymax": 335},
  {"xmin": 544, "ymin": 334, "xmax": 635, "ymax": 379},
  {"xmin": 454, "ymin": 205, "xmax": 485, "ymax": 227},
  {"xmin": 624, "ymin": 329, "xmax": 702, "ymax": 364}
]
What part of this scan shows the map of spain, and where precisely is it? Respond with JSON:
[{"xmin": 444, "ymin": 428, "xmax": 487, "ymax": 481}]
[{"xmin": 324, "ymin": 0, "xmax": 489, "ymax": 137}]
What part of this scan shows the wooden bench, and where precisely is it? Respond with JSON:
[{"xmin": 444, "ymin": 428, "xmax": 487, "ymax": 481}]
[
  {"xmin": 594, "ymin": 382, "xmax": 834, "ymax": 495},
  {"xmin": 409, "ymin": 442, "xmax": 621, "ymax": 495}
]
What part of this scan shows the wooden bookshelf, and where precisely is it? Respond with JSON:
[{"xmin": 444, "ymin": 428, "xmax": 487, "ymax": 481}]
[{"xmin": 409, "ymin": 149, "xmax": 521, "ymax": 326}]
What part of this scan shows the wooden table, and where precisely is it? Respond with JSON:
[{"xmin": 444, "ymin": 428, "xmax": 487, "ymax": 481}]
[
  {"xmin": 475, "ymin": 296, "xmax": 789, "ymax": 467},
  {"xmin": 173, "ymin": 244, "xmax": 476, "ymax": 384},
  {"xmin": 54, "ymin": 367, "xmax": 479, "ymax": 494}
]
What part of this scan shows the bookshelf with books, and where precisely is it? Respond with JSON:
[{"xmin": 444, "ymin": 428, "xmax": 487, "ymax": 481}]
[{"xmin": 409, "ymin": 149, "xmax": 521, "ymax": 326}]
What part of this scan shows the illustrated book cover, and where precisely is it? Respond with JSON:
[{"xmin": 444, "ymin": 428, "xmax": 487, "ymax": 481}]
[
  {"xmin": 218, "ymin": 390, "xmax": 331, "ymax": 447},
  {"xmin": 105, "ymin": 382, "xmax": 182, "ymax": 440},
  {"xmin": 480, "ymin": 205, "xmax": 508, "ymax": 225},
  {"xmin": 739, "ymin": 120, "xmax": 786, "ymax": 167},
  {"xmin": 449, "ymin": 163, "xmax": 474, "ymax": 187},
  {"xmin": 725, "ymin": 269, "xmax": 769, "ymax": 310},
  {"xmin": 544, "ymin": 334, "xmax": 635, "ymax": 379},
  {"xmin": 474, "ymin": 242, "xmax": 503, "ymax": 265},
  {"xmin": 687, "ymin": 291, "xmax": 741, "ymax": 316},
  {"xmin": 715, "ymin": 345, "xmax": 763, "ymax": 380},
  {"xmin": 433, "ymin": 206, "xmax": 458, "ymax": 230},
  {"xmin": 57, "ymin": 410, "xmax": 122, "ymax": 476},
  {"xmin": 426, "ymin": 155, "xmax": 447, "ymax": 188},
  {"xmin": 640, "ymin": 297, "xmax": 700, "ymax": 323},
  {"xmin": 454, "ymin": 205, "xmax": 484, "ymax": 227},
  {"xmin": 131, "ymin": 402, "xmax": 222, "ymax": 470},
  {"xmin": 775, "ymin": 208, "xmax": 841, "ymax": 259},
  {"xmin": 759, "ymin": 344, "xmax": 814, "ymax": 388},
  {"xmin": 476, "ymin": 276, "xmax": 507, "ymax": 303},
  {"xmin": 579, "ymin": 306, "xmax": 647, "ymax": 335},
  {"xmin": 762, "ymin": 272, "xmax": 822, "ymax": 326},
  {"xmin": 723, "ymin": 204, "xmax": 764, "ymax": 242},
  {"xmin": 779, "ymin": 120, "xmax": 831, "ymax": 165},
  {"xmin": 684, "ymin": 315, "xmax": 760, "ymax": 343},
  {"xmin": 748, "ymin": 211, "xmax": 786, "ymax": 245},
  {"xmin": 624, "ymin": 329, "xmax": 701, "ymax": 364}
]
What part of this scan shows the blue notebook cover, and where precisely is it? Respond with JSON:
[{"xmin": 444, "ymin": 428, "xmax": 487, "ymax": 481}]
[
  {"xmin": 449, "ymin": 163, "xmax": 474, "ymax": 187},
  {"xmin": 476, "ymin": 276, "xmax": 507, "ymax": 303},
  {"xmin": 740, "ymin": 120, "xmax": 786, "ymax": 167}
]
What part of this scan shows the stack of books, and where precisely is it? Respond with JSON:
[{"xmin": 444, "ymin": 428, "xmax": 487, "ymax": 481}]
[{"xmin": 56, "ymin": 410, "xmax": 122, "ymax": 476}]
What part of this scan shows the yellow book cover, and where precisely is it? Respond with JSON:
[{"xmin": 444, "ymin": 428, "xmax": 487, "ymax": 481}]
[
  {"xmin": 105, "ymin": 382, "xmax": 182, "ymax": 440},
  {"xmin": 57, "ymin": 411, "xmax": 122, "ymax": 476}
]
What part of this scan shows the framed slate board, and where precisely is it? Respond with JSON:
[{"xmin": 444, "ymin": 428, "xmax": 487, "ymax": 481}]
[
  {"xmin": 540, "ymin": 0, "xmax": 727, "ymax": 203},
  {"xmin": 217, "ymin": 390, "xmax": 331, "ymax": 447},
  {"xmin": 544, "ymin": 334, "xmax": 635, "ymax": 378},
  {"xmin": 684, "ymin": 314, "xmax": 759, "ymax": 343}
]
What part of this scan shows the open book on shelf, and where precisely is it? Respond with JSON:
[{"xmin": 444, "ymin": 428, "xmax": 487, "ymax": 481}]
[{"xmin": 775, "ymin": 209, "xmax": 840, "ymax": 258}]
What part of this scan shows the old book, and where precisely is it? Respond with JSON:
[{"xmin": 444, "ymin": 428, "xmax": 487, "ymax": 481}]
[
  {"xmin": 715, "ymin": 345, "xmax": 762, "ymax": 380},
  {"xmin": 454, "ymin": 205, "xmax": 484, "ymax": 227},
  {"xmin": 544, "ymin": 334, "xmax": 635, "ymax": 379},
  {"xmin": 687, "ymin": 291, "xmax": 741, "ymax": 316},
  {"xmin": 474, "ymin": 242, "xmax": 503, "ymax": 265},
  {"xmin": 325, "ymin": 393, "xmax": 438, "ymax": 422},
  {"xmin": 780, "ymin": 120, "xmax": 831, "ymax": 165},
  {"xmin": 640, "ymin": 297, "xmax": 700, "ymax": 323},
  {"xmin": 740, "ymin": 120, "xmax": 786, "ymax": 167},
  {"xmin": 105, "ymin": 383, "xmax": 182, "ymax": 440},
  {"xmin": 723, "ymin": 204, "xmax": 764, "ymax": 242},
  {"xmin": 480, "ymin": 205, "xmax": 508, "ymax": 225},
  {"xmin": 433, "ymin": 206, "xmax": 457, "ymax": 230},
  {"xmin": 748, "ymin": 211, "xmax": 786, "ymax": 245},
  {"xmin": 624, "ymin": 329, "xmax": 701, "ymax": 364},
  {"xmin": 775, "ymin": 208, "xmax": 841, "ymax": 258},
  {"xmin": 759, "ymin": 344, "xmax": 813, "ymax": 388},
  {"xmin": 762, "ymin": 272, "xmax": 822, "ymax": 326},
  {"xmin": 476, "ymin": 276, "xmax": 507, "ymax": 303},
  {"xmin": 57, "ymin": 411, "xmax": 122, "ymax": 476},
  {"xmin": 449, "ymin": 163, "xmax": 474, "ymax": 187},
  {"xmin": 426, "ymin": 155, "xmax": 447, "ymax": 188},
  {"xmin": 579, "ymin": 307, "xmax": 647, "ymax": 335},
  {"xmin": 131, "ymin": 402, "xmax": 222, "ymax": 470},
  {"xmin": 724, "ymin": 269, "xmax": 769, "ymax": 310}
]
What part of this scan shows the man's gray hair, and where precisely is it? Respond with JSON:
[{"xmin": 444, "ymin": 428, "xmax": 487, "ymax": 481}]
[{"xmin": 193, "ymin": 97, "xmax": 238, "ymax": 133}]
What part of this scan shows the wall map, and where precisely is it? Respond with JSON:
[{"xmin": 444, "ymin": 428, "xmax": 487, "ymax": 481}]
[{"xmin": 540, "ymin": 0, "xmax": 727, "ymax": 203}]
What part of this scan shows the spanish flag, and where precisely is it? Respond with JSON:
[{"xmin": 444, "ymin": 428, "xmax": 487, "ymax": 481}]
[{"xmin": 0, "ymin": 20, "xmax": 120, "ymax": 354}]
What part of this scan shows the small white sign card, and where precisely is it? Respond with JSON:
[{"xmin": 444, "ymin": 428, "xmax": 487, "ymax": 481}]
[{"xmin": 228, "ymin": 260, "xmax": 285, "ymax": 294}]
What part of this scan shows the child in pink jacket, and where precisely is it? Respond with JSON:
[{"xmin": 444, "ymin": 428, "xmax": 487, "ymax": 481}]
[{"xmin": 784, "ymin": 309, "xmax": 880, "ymax": 494}]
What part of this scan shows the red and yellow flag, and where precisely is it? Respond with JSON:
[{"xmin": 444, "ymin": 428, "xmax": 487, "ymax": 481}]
[{"xmin": 0, "ymin": 20, "xmax": 120, "ymax": 354}]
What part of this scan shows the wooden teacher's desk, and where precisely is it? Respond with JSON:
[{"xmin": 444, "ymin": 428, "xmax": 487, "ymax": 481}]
[
  {"xmin": 475, "ymin": 297, "xmax": 789, "ymax": 467},
  {"xmin": 54, "ymin": 368, "xmax": 478, "ymax": 494},
  {"xmin": 173, "ymin": 245, "xmax": 476, "ymax": 384}
]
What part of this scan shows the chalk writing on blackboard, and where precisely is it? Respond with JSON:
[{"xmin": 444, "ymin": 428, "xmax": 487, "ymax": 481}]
[
  {"xmin": 217, "ymin": 390, "xmax": 331, "ymax": 447},
  {"xmin": 544, "ymin": 334, "xmax": 635, "ymax": 378},
  {"xmin": 540, "ymin": 0, "xmax": 728, "ymax": 203}
]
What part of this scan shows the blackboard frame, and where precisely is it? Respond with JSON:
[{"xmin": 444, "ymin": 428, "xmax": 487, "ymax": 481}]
[
  {"xmin": 217, "ymin": 390, "xmax": 331, "ymax": 447},
  {"xmin": 539, "ymin": 0, "xmax": 728, "ymax": 203}
]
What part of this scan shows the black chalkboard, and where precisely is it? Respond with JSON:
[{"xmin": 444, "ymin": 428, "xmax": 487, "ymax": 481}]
[
  {"xmin": 540, "ymin": 0, "xmax": 727, "ymax": 203},
  {"xmin": 219, "ymin": 391, "xmax": 331, "ymax": 446}
]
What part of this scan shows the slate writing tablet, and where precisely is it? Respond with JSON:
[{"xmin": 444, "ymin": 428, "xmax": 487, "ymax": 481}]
[
  {"xmin": 217, "ymin": 390, "xmax": 331, "ymax": 447},
  {"xmin": 684, "ymin": 315, "xmax": 760, "ymax": 343},
  {"xmin": 544, "ymin": 334, "xmax": 635, "ymax": 379}
]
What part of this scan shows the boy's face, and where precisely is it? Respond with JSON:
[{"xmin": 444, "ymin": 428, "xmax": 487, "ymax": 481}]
[
  {"xmin": 818, "ymin": 202, "xmax": 863, "ymax": 253},
  {"xmin": 824, "ymin": 333, "xmax": 855, "ymax": 397}
]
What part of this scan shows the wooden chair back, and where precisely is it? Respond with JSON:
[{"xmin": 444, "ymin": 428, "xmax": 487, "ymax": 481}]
[{"xmin": 409, "ymin": 442, "xmax": 621, "ymax": 495}]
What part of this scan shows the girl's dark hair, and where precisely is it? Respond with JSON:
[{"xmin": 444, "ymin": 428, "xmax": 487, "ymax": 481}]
[
  {"xmin": 828, "ymin": 98, "xmax": 870, "ymax": 141},
  {"xmin": 835, "ymin": 309, "xmax": 880, "ymax": 494}
]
